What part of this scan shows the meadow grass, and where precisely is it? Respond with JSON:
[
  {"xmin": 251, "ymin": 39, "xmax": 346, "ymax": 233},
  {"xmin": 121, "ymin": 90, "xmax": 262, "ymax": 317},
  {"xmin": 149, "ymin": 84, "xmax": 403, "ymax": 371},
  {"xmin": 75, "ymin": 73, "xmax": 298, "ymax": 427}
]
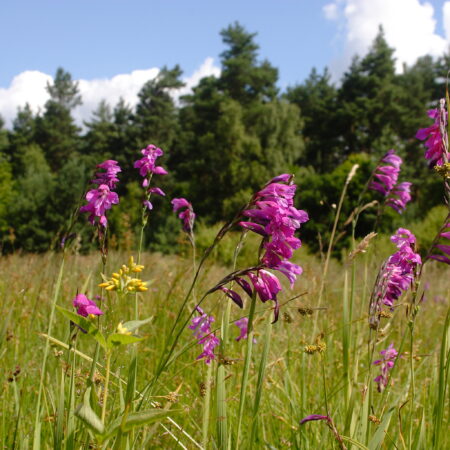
[{"xmin": 0, "ymin": 239, "xmax": 448, "ymax": 449}]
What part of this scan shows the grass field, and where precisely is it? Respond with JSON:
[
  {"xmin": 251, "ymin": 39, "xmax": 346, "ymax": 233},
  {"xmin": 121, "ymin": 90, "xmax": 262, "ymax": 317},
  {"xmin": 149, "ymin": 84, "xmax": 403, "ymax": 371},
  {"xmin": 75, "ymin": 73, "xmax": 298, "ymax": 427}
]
[{"xmin": 0, "ymin": 236, "xmax": 448, "ymax": 449}]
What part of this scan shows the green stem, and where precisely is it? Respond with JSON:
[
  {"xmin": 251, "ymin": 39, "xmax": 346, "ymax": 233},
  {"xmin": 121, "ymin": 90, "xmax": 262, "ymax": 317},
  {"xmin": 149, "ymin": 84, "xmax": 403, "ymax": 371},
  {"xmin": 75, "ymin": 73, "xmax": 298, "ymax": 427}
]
[
  {"xmin": 408, "ymin": 322, "xmax": 415, "ymax": 448},
  {"xmin": 101, "ymin": 351, "xmax": 112, "ymax": 424},
  {"xmin": 236, "ymin": 292, "xmax": 257, "ymax": 447},
  {"xmin": 33, "ymin": 253, "xmax": 66, "ymax": 450},
  {"xmin": 313, "ymin": 164, "xmax": 358, "ymax": 338},
  {"xmin": 202, "ymin": 362, "xmax": 213, "ymax": 449}
]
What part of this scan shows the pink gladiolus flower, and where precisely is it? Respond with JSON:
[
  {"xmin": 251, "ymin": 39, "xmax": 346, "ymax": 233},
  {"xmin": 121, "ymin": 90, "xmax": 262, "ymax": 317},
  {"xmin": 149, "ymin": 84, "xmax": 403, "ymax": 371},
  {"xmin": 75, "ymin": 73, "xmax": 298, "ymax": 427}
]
[
  {"xmin": 300, "ymin": 414, "xmax": 331, "ymax": 425},
  {"xmin": 416, "ymin": 105, "xmax": 447, "ymax": 167},
  {"xmin": 235, "ymin": 317, "xmax": 249, "ymax": 341},
  {"xmin": 369, "ymin": 149, "xmax": 402, "ymax": 196},
  {"xmin": 373, "ymin": 343, "xmax": 398, "ymax": 392},
  {"xmin": 172, "ymin": 197, "xmax": 196, "ymax": 233},
  {"xmin": 189, "ymin": 307, "xmax": 219, "ymax": 364},
  {"xmin": 72, "ymin": 294, "xmax": 103, "ymax": 317},
  {"xmin": 369, "ymin": 228, "xmax": 421, "ymax": 328},
  {"xmin": 80, "ymin": 184, "xmax": 119, "ymax": 227},
  {"xmin": 386, "ymin": 181, "xmax": 411, "ymax": 213},
  {"xmin": 148, "ymin": 187, "xmax": 165, "ymax": 196},
  {"xmin": 134, "ymin": 144, "xmax": 168, "ymax": 182},
  {"xmin": 219, "ymin": 287, "xmax": 243, "ymax": 308},
  {"xmin": 429, "ymin": 220, "xmax": 450, "ymax": 264},
  {"xmin": 240, "ymin": 175, "xmax": 308, "ymax": 269},
  {"xmin": 92, "ymin": 160, "xmax": 121, "ymax": 189}
]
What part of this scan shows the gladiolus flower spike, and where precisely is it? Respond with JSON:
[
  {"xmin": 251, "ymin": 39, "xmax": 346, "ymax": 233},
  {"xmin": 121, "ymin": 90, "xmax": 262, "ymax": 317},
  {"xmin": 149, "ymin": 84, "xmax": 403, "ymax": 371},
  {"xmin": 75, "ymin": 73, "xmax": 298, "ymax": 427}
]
[
  {"xmin": 172, "ymin": 198, "xmax": 196, "ymax": 233},
  {"xmin": 416, "ymin": 104, "xmax": 448, "ymax": 168},
  {"xmin": 369, "ymin": 149, "xmax": 411, "ymax": 213},
  {"xmin": 373, "ymin": 343, "xmax": 398, "ymax": 392},
  {"xmin": 429, "ymin": 220, "xmax": 450, "ymax": 265},
  {"xmin": 214, "ymin": 174, "xmax": 308, "ymax": 322},
  {"xmin": 134, "ymin": 144, "xmax": 167, "ymax": 212},
  {"xmin": 189, "ymin": 307, "xmax": 220, "ymax": 364},
  {"xmin": 369, "ymin": 149, "xmax": 402, "ymax": 196},
  {"xmin": 80, "ymin": 159, "xmax": 121, "ymax": 228},
  {"xmin": 368, "ymin": 228, "xmax": 421, "ymax": 329}
]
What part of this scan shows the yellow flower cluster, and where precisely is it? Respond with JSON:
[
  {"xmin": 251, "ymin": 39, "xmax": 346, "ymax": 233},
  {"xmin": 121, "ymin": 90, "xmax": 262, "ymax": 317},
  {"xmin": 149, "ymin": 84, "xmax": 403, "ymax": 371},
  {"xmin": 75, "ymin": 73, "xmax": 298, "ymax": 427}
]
[
  {"xmin": 435, "ymin": 162, "xmax": 450, "ymax": 179},
  {"xmin": 116, "ymin": 322, "xmax": 132, "ymax": 335},
  {"xmin": 99, "ymin": 256, "xmax": 148, "ymax": 294}
]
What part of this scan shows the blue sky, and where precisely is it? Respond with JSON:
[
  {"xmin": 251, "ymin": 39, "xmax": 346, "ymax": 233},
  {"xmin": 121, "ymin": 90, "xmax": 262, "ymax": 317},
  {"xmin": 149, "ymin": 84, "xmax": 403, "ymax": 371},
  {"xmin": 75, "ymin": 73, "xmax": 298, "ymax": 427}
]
[
  {"xmin": 1, "ymin": 0, "xmax": 450, "ymax": 125},
  {"xmin": 1, "ymin": 0, "xmax": 337, "ymax": 87}
]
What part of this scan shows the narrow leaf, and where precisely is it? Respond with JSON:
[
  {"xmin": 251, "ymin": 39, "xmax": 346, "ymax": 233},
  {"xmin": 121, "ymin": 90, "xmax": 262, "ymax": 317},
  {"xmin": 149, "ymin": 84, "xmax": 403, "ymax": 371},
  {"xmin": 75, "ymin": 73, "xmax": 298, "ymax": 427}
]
[{"xmin": 75, "ymin": 387, "xmax": 105, "ymax": 435}]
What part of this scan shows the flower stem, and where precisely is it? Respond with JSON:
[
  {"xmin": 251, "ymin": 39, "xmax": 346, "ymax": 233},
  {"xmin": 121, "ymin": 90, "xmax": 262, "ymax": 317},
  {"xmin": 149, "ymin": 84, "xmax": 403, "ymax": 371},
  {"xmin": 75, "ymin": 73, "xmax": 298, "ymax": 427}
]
[
  {"xmin": 101, "ymin": 350, "xmax": 112, "ymax": 424},
  {"xmin": 236, "ymin": 291, "xmax": 257, "ymax": 448},
  {"xmin": 33, "ymin": 252, "xmax": 66, "ymax": 450}
]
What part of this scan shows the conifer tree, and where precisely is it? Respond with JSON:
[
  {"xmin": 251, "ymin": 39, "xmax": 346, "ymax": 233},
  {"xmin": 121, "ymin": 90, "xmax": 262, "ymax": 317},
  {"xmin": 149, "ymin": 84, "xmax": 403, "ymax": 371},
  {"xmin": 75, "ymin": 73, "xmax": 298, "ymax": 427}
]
[{"xmin": 35, "ymin": 67, "xmax": 81, "ymax": 171}]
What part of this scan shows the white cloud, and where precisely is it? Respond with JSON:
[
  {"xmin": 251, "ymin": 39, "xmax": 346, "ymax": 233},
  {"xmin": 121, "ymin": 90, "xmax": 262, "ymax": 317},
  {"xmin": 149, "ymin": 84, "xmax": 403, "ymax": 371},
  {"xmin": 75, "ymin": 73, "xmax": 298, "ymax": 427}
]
[
  {"xmin": 175, "ymin": 57, "xmax": 222, "ymax": 102},
  {"xmin": 323, "ymin": 2, "xmax": 339, "ymax": 21},
  {"xmin": 0, "ymin": 58, "xmax": 221, "ymax": 128},
  {"xmin": 443, "ymin": 1, "xmax": 450, "ymax": 40},
  {"xmin": 324, "ymin": 0, "xmax": 450, "ymax": 79},
  {"xmin": 0, "ymin": 71, "xmax": 52, "ymax": 126}
]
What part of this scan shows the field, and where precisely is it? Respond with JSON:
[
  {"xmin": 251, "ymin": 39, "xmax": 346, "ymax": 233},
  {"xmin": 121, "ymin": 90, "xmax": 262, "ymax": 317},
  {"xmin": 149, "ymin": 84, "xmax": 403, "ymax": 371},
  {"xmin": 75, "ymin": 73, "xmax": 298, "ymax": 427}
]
[{"xmin": 0, "ymin": 233, "xmax": 449, "ymax": 448}]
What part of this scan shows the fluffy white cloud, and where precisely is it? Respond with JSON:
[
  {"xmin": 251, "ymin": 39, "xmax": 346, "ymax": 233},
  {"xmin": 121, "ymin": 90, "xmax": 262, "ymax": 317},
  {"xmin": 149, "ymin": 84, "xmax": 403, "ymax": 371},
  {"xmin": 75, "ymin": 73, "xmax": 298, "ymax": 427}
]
[
  {"xmin": 443, "ymin": 1, "xmax": 450, "ymax": 41},
  {"xmin": 0, "ymin": 57, "xmax": 221, "ymax": 128},
  {"xmin": 0, "ymin": 71, "xmax": 52, "ymax": 126},
  {"xmin": 324, "ymin": 0, "xmax": 450, "ymax": 78}
]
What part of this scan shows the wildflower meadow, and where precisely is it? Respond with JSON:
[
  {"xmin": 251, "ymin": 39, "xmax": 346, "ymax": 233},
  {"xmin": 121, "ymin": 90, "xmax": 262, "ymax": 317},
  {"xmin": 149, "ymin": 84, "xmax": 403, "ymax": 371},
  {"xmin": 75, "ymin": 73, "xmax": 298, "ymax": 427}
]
[{"xmin": 0, "ymin": 91, "xmax": 449, "ymax": 450}]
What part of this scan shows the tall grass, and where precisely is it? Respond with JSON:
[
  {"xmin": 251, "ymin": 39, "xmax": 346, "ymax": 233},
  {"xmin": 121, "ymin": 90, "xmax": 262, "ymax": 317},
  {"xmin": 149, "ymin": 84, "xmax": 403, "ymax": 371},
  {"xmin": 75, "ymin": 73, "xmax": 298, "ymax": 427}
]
[{"xmin": 0, "ymin": 242, "xmax": 448, "ymax": 448}]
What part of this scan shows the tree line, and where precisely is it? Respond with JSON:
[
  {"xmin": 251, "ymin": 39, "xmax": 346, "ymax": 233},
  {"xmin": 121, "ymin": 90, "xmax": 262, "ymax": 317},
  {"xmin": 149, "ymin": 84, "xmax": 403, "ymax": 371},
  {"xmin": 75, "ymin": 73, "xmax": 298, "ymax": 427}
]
[{"xmin": 0, "ymin": 23, "xmax": 447, "ymax": 253}]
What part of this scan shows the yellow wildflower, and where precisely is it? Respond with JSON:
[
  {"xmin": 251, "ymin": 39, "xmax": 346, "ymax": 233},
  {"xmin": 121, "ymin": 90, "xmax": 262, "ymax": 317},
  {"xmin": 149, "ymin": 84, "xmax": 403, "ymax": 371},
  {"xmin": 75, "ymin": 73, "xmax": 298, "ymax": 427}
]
[{"xmin": 117, "ymin": 322, "xmax": 132, "ymax": 335}]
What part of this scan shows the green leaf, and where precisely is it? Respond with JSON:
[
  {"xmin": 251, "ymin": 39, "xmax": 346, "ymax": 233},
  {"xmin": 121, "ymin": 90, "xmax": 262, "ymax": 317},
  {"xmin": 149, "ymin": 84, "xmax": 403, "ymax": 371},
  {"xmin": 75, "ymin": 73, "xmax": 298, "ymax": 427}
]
[
  {"xmin": 368, "ymin": 407, "xmax": 394, "ymax": 450},
  {"xmin": 103, "ymin": 409, "xmax": 179, "ymax": 439},
  {"xmin": 121, "ymin": 409, "xmax": 178, "ymax": 432},
  {"xmin": 121, "ymin": 316, "xmax": 153, "ymax": 333},
  {"xmin": 56, "ymin": 306, "xmax": 107, "ymax": 349},
  {"xmin": 125, "ymin": 356, "xmax": 137, "ymax": 406},
  {"xmin": 75, "ymin": 387, "xmax": 105, "ymax": 435},
  {"xmin": 106, "ymin": 333, "xmax": 145, "ymax": 348},
  {"xmin": 341, "ymin": 436, "xmax": 369, "ymax": 450}
]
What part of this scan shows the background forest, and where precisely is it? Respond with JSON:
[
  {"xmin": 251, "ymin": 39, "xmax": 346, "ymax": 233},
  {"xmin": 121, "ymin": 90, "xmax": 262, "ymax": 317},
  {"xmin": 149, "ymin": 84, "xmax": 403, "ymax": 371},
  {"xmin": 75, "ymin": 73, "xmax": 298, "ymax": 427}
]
[{"xmin": 0, "ymin": 23, "xmax": 447, "ymax": 254}]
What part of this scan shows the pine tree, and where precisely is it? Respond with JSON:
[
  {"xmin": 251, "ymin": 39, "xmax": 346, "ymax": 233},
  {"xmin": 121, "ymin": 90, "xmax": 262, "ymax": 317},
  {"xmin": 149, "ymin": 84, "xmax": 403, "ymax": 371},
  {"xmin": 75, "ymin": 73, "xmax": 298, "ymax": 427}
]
[
  {"xmin": 219, "ymin": 22, "xmax": 278, "ymax": 104},
  {"xmin": 134, "ymin": 65, "xmax": 184, "ymax": 150},
  {"xmin": 337, "ymin": 27, "xmax": 401, "ymax": 156},
  {"xmin": 35, "ymin": 67, "xmax": 81, "ymax": 171},
  {"xmin": 286, "ymin": 67, "xmax": 339, "ymax": 171}
]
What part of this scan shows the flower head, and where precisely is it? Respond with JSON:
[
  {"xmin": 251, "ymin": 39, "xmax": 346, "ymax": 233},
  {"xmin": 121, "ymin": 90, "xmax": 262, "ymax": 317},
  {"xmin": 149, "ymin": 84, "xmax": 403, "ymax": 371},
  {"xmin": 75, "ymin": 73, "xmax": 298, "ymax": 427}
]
[
  {"xmin": 214, "ymin": 175, "xmax": 308, "ymax": 322},
  {"xmin": 134, "ymin": 144, "xmax": 168, "ymax": 182},
  {"xmin": 369, "ymin": 150, "xmax": 402, "ymax": 196},
  {"xmin": 172, "ymin": 197, "xmax": 196, "ymax": 233},
  {"xmin": 369, "ymin": 228, "xmax": 421, "ymax": 328},
  {"xmin": 373, "ymin": 343, "xmax": 398, "ymax": 392},
  {"xmin": 72, "ymin": 294, "xmax": 103, "ymax": 318},
  {"xmin": 386, "ymin": 181, "xmax": 411, "ymax": 213},
  {"xmin": 92, "ymin": 160, "xmax": 121, "ymax": 189},
  {"xmin": 240, "ymin": 176, "xmax": 308, "ymax": 268},
  {"xmin": 416, "ymin": 104, "xmax": 447, "ymax": 167},
  {"xmin": 99, "ymin": 258, "xmax": 148, "ymax": 294},
  {"xmin": 80, "ymin": 184, "xmax": 119, "ymax": 228},
  {"xmin": 189, "ymin": 307, "xmax": 220, "ymax": 364},
  {"xmin": 235, "ymin": 317, "xmax": 249, "ymax": 341},
  {"xmin": 429, "ymin": 220, "xmax": 450, "ymax": 265}
]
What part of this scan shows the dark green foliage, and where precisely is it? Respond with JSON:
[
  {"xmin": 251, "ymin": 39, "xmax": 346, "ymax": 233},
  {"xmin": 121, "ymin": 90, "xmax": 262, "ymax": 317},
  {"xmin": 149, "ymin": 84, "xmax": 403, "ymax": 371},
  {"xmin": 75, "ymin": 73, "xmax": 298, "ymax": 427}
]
[
  {"xmin": 1, "ymin": 23, "xmax": 448, "ymax": 254},
  {"xmin": 286, "ymin": 67, "xmax": 339, "ymax": 172},
  {"xmin": 135, "ymin": 65, "xmax": 184, "ymax": 150},
  {"xmin": 174, "ymin": 23, "xmax": 303, "ymax": 221},
  {"xmin": 35, "ymin": 67, "xmax": 81, "ymax": 171}
]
